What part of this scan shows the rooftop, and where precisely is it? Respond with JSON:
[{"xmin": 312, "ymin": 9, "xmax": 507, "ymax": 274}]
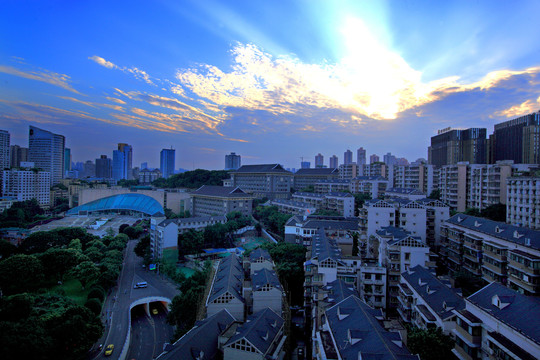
[
  {"xmin": 233, "ymin": 164, "xmax": 291, "ymax": 174},
  {"xmin": 207, "ymin": 254, "xmax": 244, "ymax": 303},
  {"xmin": 294, "ymin": 168, "xmax": 338, "ymax": 175},
  {"xmin": 67, "ymin": 193, "xmax": 165, "ymax": 217},
  {"xmin": 191, "ymin": 185, "xmax": 251, "ymax": 198},
  {"xmin": 252, "ymin": 268, "xmax": 282, "ymax": 291}
]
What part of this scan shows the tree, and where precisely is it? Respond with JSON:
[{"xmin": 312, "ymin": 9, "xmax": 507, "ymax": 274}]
[
  {"xmin": 351, "ymin": 231, "xmax": 359, "ymax": 256},
  {"xmin": 428, "ymin": 189, "xmax": 441, "ymax": 200},
  {"xmin": 0, "ymin": 239, "xmax": 19, "ymax": 259},
  {"xmin": 134, "ymin": 235, "xmax": 151, "ymax": 258},
  {"xmin": 480, "ymin": 203, "xmax": 506, "ymax": 222},
  {"xmin": 69, "ymin": 261, "xmax": 99, "ymax": 289},
  {"xmin": 0, "ymin": 254, "xmax": 44, "ymax": 294},
  {"xmin": 407, "ymin": 326, "xmax": 455, "ymax": 360},
  {"xmin": 353, "ymin": 193, "xmax": 371, "ymax": 216},
  {"xmin": 39, "ymin": 248, "xmax": 82, "ymax": 282}
]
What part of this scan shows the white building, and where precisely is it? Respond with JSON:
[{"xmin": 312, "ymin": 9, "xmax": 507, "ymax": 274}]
[
  {"xmin": 506, "ymin": 175, "xmax": 540, "ymax": 229},
  {"xmin": 1, "ymin": 168, "xmax": 51, "ymax": 208},
  {"xmin": 149, "ymin": 217, "xmax": 178, "ymax": 259},
  {"xmin": 350, "ymin": 176, "xmax": 389, "ymax": 199}
]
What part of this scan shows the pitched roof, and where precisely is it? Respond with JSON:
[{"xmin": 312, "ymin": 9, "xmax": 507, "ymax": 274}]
[
  {"xmin": 224, "ymin": 308, "xmax": 284, "ymax": 354},
  {"xmin": 325, "ymin": 296, "xmax": 419, "ymax": 360},
  {"xmin": 311, "ymin": 229, "xmax": 343, "ymax": 262},
  {"xmin": 446, "ymin": 214, "xmax": 540, "ymax": 250},
  {"xmin": 208, "ymin": 254, "xmax": 244, "ymax": 303},
  {"xmin": 294, "ymin": 168, "xmax": 338, "ymax": 175},
  {"xmin": 249, "ymin": 248, "xmax": 272, "ymax": 262},
  {"xmin": 191, "ymin": 185, "xmax": 251, "ymax": 198},
  {"xmin": 156, "ymin": 309, "xmax": 235, "ymax": 360},
  {"xmin": 467, "ymin": 282, "xmax": 540, "ymax": 345},
  {"xmin": 322, "ymin": 279, "xmax": 357, "ymax": 307},
  {"xmin": 252, "ymin": 268, "xmax": 282, "ymax": 291},
  {"xmin": 386, "ymin": 188, "xmax": 425, "ymax": 195},
  {"xmin": 315, "ymin": 179, "xmax": 351, "ymax": 184},
  {"xmin": 233, "ymin": 164, "xmax": 291, "ymax": 174},
  {"xmin": 176, "ymin": 215, "xmax": 227, "ymax": 224},
  {"xmin": 401, "ymin": 265, "xmax": 464, "ymax": 320}
]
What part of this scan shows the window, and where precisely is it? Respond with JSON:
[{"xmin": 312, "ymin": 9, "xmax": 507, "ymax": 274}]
[{"xmin": 405, "ymin": 253, "xmax": 410, "ymax": 261}]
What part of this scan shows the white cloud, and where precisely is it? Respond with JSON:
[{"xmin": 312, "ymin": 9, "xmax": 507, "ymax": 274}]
[
  {"xmin": 88, "ymin": 55, "xmax": 117, "ymax": 69},
  {"xmin": 0, "ymin": 65, "xmax": 79, "ymax": 94}
]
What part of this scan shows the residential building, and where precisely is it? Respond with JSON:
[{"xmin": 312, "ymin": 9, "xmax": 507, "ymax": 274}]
[
  {"xmin": 438, "ymin": 162, "xmax": 468, "ymax": 211},
  {"xmin": 389, "ymin": 163, "xmax": 437, "ymax": 195},
  {"xmin": 190, "ymin": 185, "xmax": 252, "ymax": 217},
  {"xmin": 138, "ymin": 168, "xmax": 161, "ymax": 184},
  {"xmin": 301, "ymin": 161, "xmax": 310, "ymax": 169},
  {"xmin": 440, "ymin": 214, "xmax": 540, "ymax": 296},
  {"xmin": 314, "ymin": 295, "xmax": 419, "ymax": 360},
  {"xmin": 249, "ymin": 269, "xmax": 283, "ymax": 314},
  {"xmin": 315, "ymin": 178, "xmax": 350, "ymax": 193},
  {"xmin": 95, "ymin": 155, "xmax": 112, "ymax": 178},
  {"xmin": 149, "ymin": 217, "xmax": 178, "ymax": 259},
  {"xmin": 315, "ymin": 153, "xmax": 324, "ymax": 168},
  {"xmin": 10, "ymin": 145, "xmax": 28, "ymax": 168},
  {"xmin": 160, "ymin": 148, "xmax": 175, "ymax": 178},
  {"xmin": 293, "ymin": 168, "xmax": 339, "ymax": 190},
  {"xmin": 429, "ymin": 127, "xmax": 487, "ymax": 167},
  {"xmin": 1, "ymin": 168, "xmax": 51, "ymax": 208},
  {"xmin": 493, "ymin": 111, "xmax": 540, "ymax": 164},
  {"xmin": 155, "ymin": 310, "xmax": 235, "ymax": 360},
  {"xmin": 398, "ymin": 265, "xmax": 464, "ymax": 332},
  {"xmin": 338, "ymin": 163, "xmax": 358, "ymax": 179},
  {"xmin": 357, "ymin": 147, "xmax": 366, "ymax": 166},
  {"xmin": 359, "ymin": 262, "xmax": 387, "ymax": 310},
  {"xmin": 270, "ymin": 199, "xmax": 317, "ymax": 217},
  {"xmin": 28, "ymin": 125, "xmax": 65, "ymax": 185},
  {"xmin": 383, "ymin": 152, "xmax": 396, "ymax": 166},
  {"xmin": 285, "ymin": 191, "xmax": 354, "ymax": 217},
  {"xmin": 230, "ymin": 164, "xmax": 292, "ymax": 199},
  {"xmin": 206, "ymin": 254, "xmax": 245, "ymax": 320},
  {"xmin": 350, "ymin": 176, "xmax": 389, "ymax": 199},
  {"xmin": 384, "ymin": 188, "xmax": 426, "ymax": 201},
  {"xmin": 359, "ymin": 162, "xmax": 388, "ymax": 178},
  {"xmin": 329, "ymin": 155, "xmax": 338, "ymax": 169},
  {"xmin": 284, "ymin": 215, "xmax": 359, "ymax": 247},
  {"xmin": 370, "ymin": 154, "xmax": 380, "ymax": 164},
  {"xmin": 225, "ymin": 152, "xmax": 241, "ymax": 171},
  {"xmin": 176, "ymin": 215, "xmax": 227, "ymax": 234},
  {"xmin": 0, "ymin": 130, "xmax": 9, "ymax": 170},
  {"xmin": 82, "ymin": 160, "xmax": 95, "ymax": 178},
  {"xmin": 222, "ymin": 308, "xmax": 285, "ymax": 360},
  {"xmin": 245, "ymin": 248, "xmax": 274, "ymax": 275},
  {"xmin": 344, "ymin": 149, "xmax": 353, "ymax": 165},
  {"xmin": 452, "ymin": 282, "xmax": 540, "ymax": 360},
  {"xmin": 376, "ymin": 227, "xmax": 431, "ymax": 311},
  {"xmin": 506, "ymin": 175, "xmax": 540, "ymax": 229},
  {"xmin": 312, "ymin": 279, "xmax": 358, "ymax": 337}
]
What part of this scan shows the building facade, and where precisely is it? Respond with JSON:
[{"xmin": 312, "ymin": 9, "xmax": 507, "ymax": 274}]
[
  {"xmin": 190, "ymin": 185, "xmax": 253, "ymax": 217},
  {"xmin": 160, "ymin": 148, "xmax": 175, "ymax": 178},
  {"xmin": 225, "ymin": 152, "xmax": 241, "ymax": 170},
  {"xmin": 230, "ymin": 164, "xmax": 293, "ymax": 199},
  {"xmin": 28, "ymin": 125, "xmax": 65, "ymax": 186},
  {"xmin": 0, "ymin": 130, "xmax": 9, "ymax": 170},
  {"xmin": 95, "ymin": 155, "xmax": 112, "ymax": 178},
  {"xmin": 1, "ymin": 168, "xmax": 51, "ymax": 208},
  {"xmin": 10, "ymin": 145, "xmax": 28, "ymax": 168},
  {"xmin": 493, "ymin": 111, "xmax": 540, "ymax": 164},
  {"xmin": 429, "ymin": 128, "xmax": 487, "ymax": 167}
]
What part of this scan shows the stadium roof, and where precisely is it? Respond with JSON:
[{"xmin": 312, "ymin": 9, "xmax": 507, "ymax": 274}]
[{"xmin": 67, "ymin": 193, "xmax": 165, "ymax": 216}]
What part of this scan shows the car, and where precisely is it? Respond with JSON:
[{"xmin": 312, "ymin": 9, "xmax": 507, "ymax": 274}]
[
  {"xmin": 152, "ymin": 308, "xmax": 158, "ymax": 315},
  {"xmin": 104, "ymin": 344, "xmax": 114, "ymax": 356}
]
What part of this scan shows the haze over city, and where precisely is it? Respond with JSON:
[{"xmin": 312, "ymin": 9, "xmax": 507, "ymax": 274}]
[{"xmin": 1, "ymin": 0, "xmax": 540, "ymax": 169}]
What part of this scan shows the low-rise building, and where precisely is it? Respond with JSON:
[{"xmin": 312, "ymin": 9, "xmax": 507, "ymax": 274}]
[
  {"xmin": 293, "ymin": 168, "xmax": 339, "ymax": 190},
  {"xmin": 176, "ymin": 215, "xmax": 227, "ymax": 233},
  {"xmin": 250, "ymin": 268, "xmax": 283, "ymax": 314},
  {"xmin": 384, "ymin": 188, "xmax": 426, "ymax": 201},
  {"xmin": 230, "ymin": 164, "xmax": 293, "ymax": 199},
  {"xmin": 245, "ymin": 248, "xmax": 274, "ymax": 275},
  {"xmin": 452, "ymin": 282, "xmax": 540, "ymax": 360},
  {"xmin": 150, "ymin": 217, "xmax": 178, "ymax": 259},
  {"xmin": 139, "ymin": 168, "xmax": 161, "ymax": 184},
  {"xmin": 206, "ymin": 254, "xmax": 245, "ymax": 321},
  {"xmin": 287, "ymin": 191, "xmax": 354, "ymax": 217},
  {"xmin": 270, "ymin": 198, "xmax": 317, "ymax": 217},
  {"xmin": 284, "ymin": 215, "xmax": 359, "ymax": 247},
  {"xmin": 190, "ymin": 185, "xmax": 253, "ymax": 217},
  {"xmin": 314, "ymin": 179, "xmax": 351, "ymax": 193}
]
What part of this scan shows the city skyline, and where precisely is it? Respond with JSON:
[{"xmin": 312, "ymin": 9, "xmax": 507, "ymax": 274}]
[{"xmin": 1, "ymin": 1, "xmax": 540, "ymax": 169}]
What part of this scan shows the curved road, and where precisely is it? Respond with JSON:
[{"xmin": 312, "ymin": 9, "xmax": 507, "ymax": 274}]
[
  {"xmin": 127, "ymin": 303, "xmax": 173, "ymax": 360},
  {"xmin": 92, "ymin": 240, "xmax": 179, "ymax": 360}
]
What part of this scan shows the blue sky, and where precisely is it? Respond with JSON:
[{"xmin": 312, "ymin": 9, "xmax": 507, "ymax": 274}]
[{"xmin": 1, "ymin": 0, "xmax": 539, "ymax": 170}]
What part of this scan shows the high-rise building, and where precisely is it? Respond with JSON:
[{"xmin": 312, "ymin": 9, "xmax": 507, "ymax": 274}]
[
  {"xmin": 10, "ymin": 145, "xmax": 28, "ymax": 168},
  {"xmin": 429, "ymin": 127, "xmax": 486, "ymax": 167},
  {"xmin": 225, "ymin": 152, "xmax": 241, "ymax": 170},
  {"xmin": 160, "ymin": 148, "xmax": 175, "ymax": 178},
  {"xmin": 301, "ymin": 161, "xmax": 310, "ymax": 169},
  {"xmin": 383, "ymin": 152, "xmax": 396, "ymax": 166},
  {"xmin": 112, "ymin": 150, "xmax": 125, "ymax": 180},
  {"xmin": 96, "ymin": 155, "xmax": 112, "ymax": 178},
  {"xmin": 64, "ymin": 148, "xmax": 71, "ymax": 175},
  {"xmin": 329, "ymin": 155, "xmax": 338, "ymax": 169},
  {"xmin": 370, "ymin": 154, "xmax": 380, "ymax": 164},
  {"xmin": 2, "ymin": 168, "xmax": 51, "ymax": 207},
  {"xmin": 493, "ymin": 111, "xmax": 540, "ymax": 164},
  {"xmin": 141, "ymin": 162, "xmax": 148, "ymax": 170},
  {"xmin": 0, "ymin": 130, "xmax": 9, "ymax": 170},
  {"xmin": 117, "ymin": 143, "xmax": 133, "ymax": 179},
  {"xmin": 28, "ymin": 125, "xmax": 65, "ymax": 186},
  {"xmin": 83, "ymin": 160, "xmax": 96, "ymax": 178},
  {"xmin": 344, "ymin": 149, "xmax": 353, "ymax": 165},
  {"xmin": 315, "ymin": 153, "xmax": 324, "ymax": 168},
  {"xmin": 357, "ymin": 147, "xmax": 366, "ymax": 166}
]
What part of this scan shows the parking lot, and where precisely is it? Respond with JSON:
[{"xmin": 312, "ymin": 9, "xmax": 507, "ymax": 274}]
[{"xmin": 31, "ymin": 215, "xmax": 142, "ymax": 237}]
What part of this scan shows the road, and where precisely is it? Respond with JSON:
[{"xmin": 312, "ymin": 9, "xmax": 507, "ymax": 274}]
[
  {"xmin": 127, "ymin": 303, "xmax": 173, "ymax": 360},
  {"xmin": 91, "ymin": 239, "xmax": 179, "ymax": 360}
]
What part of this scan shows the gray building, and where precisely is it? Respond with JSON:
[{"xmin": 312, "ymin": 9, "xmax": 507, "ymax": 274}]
[
  {"xmin": 329, "ymin": 155, "xmax": 338, "ymax": 169},
  {"xmin": 206, "ymin": 254, "xmax": 245, "ymax": 321},
  {"xmin": 28, "ymin": 125, "xmax": 65, "ymax": 186},
  {"xmin": 293, "ymin": 167, "xmax": 339, "ymax": 190},
  {"xmin": 190, "ymin": 185, "xmax": 252, "ymax": 217},
  {"xmin": 429, "ymin": 127, "xmax": 486, "ymax": 167},
  {"xmin": 225, "ymin": 152, "xmax": 241, "ymax": 170},
  {"xmin": 344, "ymin": 149, "xmax": 353, "ymax": 165},
  {"xmin": 357, "ymin": 147, "xmax": 366, "ymax": 165},
  {"xmin": 315, "ymin": 153, "xmax": 324, "ymax": 168},
  {"xmin": 0, "ymin": 130, "xmax": 9, "ymax": 170},
  {"xmin": 10, "ymin": 145, "xmax": 28, "ymax": 168},
  {"xmin": 160, "ymin": 148, "xmax": 175, "ymax": 178},
  {"xmin": 230, "ymin": 164, "xmax": 293, "ymax": 199},
  {"xmin": 95, "ymin": 155, "xmax": 112, "ymax": 178}
]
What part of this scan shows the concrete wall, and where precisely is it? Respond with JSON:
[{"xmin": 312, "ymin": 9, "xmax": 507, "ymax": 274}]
[{"xmin": 253, "ymin": 288, "xmax": 283, "ymax": 314}]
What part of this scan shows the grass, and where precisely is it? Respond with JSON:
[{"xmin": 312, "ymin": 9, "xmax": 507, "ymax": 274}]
[
  {"xmin": 50, "ymin": 278, "xmax": 90, "ymax": 306},
  {"xmin": 162, "ymin": 248, "xmax": 195, "ymax": 279}
]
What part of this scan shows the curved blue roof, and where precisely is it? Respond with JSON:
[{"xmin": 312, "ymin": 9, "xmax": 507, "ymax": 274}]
[{"xmin": 67, "ymin": 193, "xmax": 164, "ymax": 217}]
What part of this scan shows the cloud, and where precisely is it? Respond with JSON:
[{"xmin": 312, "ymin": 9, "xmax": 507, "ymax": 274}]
[
  {"xmin": 0, "ymin": 65, "xmax": 79, "ymax": 93},
  {"xmin": 494, "ymin": 96, "xmax": 540, "ymax": 118},
  {"xmin": 88, "ymin": 55, "xmax": 117, "ymax": 69},
  {"xmin": 106, "ymin": 97, "xmax": 126, "ymax": 104}
]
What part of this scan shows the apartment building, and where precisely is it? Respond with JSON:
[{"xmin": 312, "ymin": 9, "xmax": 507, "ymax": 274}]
[
  {"xmin": 249, "ymin": 268, "xmax": 283, "ymax": 314},
  {"xmin": 149, "ymin": 217, "xmax": 178, "ymax": 259},
  {"xmin": 376, "ymin": 227, "xmax": 431, "ymax": 311},
  {"xmin": 359, "ymin": 262, "xmax": 387, "ymax": 310},
  {"xmin": 293, "ymin": 167, "xmax": 339, "ymax": 190},
  {"xmin": 1, "ymin": 168, "xmax": 51, "ymax": 208},
  {"xmin": 349, "ymin": 176, "xmax": 389, "ymax": 199},
  {"xmin": 190, "ymin": 185, "xmax": 253, "ymax": 217},
  {"xmin": 389, "ymin": 163, "xmax": 437, "ymax": 195},
  {"xmin": 359, "ymin": 162, "xmax": 388, "ymax": 178},
  {"xmin": 398, "ymin": 265, "xmax": 464, "ymax": 332},
  {"xmin": 244, "ymin": 248, "xmax": 274, "ymax": 275},
  {"xmin": 338, "ymin": 163, "xmax": 359, "ymax": 179},
  {"xmin": 441, "ymin": 214, "xmax": 540, "ymax": 296},
  {"xmin": 506, "ymin": 175, "xmax": 540, "ymax": 229},
  {"xmin": 176, "ymin": 215, "xmax": 227, "ymax": 233},
  {"xmin": 314, "ymin": 178, "xmax": 351, "ymax": 193},
  {"xmin": 284, "ymin": 215, "xmax": 359, "ymax": 246},
  {"xmin": 270, "ymin": 198, "xmax": 317, "ymax": 216},
  {"xmin": 287, "ymin": 191, "xmax": 354, "ymax": 217},
  {"xmin": 230, "ymin": 164, "xmax": 293, "ymax": 199},
  {"xmin": 452, "ymin": 282, "xmax": 540, "ymax": 360},
  {"xmin": 439, "ymin": 162, "xmax": 468, "ymax": 211},
  {"xmin": 384, "ymin": 188, "xmax": 426, "ymax": 201}
]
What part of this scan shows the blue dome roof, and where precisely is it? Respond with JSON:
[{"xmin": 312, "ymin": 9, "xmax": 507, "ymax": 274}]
[{"xmin": 67, "ymin": 193, "xmax": 165, "ymax": 217}]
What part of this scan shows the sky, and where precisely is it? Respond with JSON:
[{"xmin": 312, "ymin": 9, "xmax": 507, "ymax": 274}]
[{"xmin": 1, "ymin": 0, "xmax": 540, "ymax": 170}]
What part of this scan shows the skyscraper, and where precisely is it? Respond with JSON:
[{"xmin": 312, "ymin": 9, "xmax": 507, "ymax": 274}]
[
  {"xmin": 10, "ymin": 145, "xmax": 28, "ymax": 168},
  {"xmin": 160, "ymin": 148, "xmax": 176, "ymax": 178},
  {"xmin": 383, "ymin": 152, "xmax": 396, "ymax": 166},
  {"xmin": 429, "ymin": 127, "xmax": 486, "ymax": 167},
  {"xmin": 0, "ymin": 130, "xmax": 9, "ymax": 170},
  {"xmin": 96, "ymin": 155, "xmax": 112, "ymax": 178},
  {"xmin": 357, "ymin": 147, "xmax": 366, "ymax": 166},
  {"xmin": 117, "ymin": 143, "xmax": 133, "ymax": 179},
  {"xmin": 64, "ymin": 148, "xmax": 71, "ymax": 175},
  {"xmin": 344, "ymin": 149, "xmax": 353, "ymax": 165},
  {"xmin": 301, "ymin": 161, "xmax": 310, "ymax": 169},
  {"xmin": 225, "ymin": 152, "xmax": 241, "ymax": 170},
  {"xmin": 28, "ymin": 125, "xmax": 65, "ymax": 185},
  {"xmin": 329, "ymin": 155, "xmax": 338, "ymax": 169},
  {"xmin": 493, "ymin": 111, "xmax": 540, "ymax": 164},
  {"xmin": 315, "ymin": 153, "xmax": 324, "ymax": 168},
  {"xmin": 112, "ymin": 150, "xmax": 125, "ymax": 180}
]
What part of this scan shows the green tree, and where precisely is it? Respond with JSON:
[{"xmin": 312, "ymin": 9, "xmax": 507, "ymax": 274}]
[
  {"xmin": 0, "ymin": 254, "xmax": 44, "ymax": 294},
  {"xmin": 407, "ymin": 326, "xmax": 455, "ymax": 360},
  {"xmin": 428, "ymin": 189, "xmax": 441, "ymax": 200},
  {"xmin": 480, "ymin": 203, "xmax": 506, "ymax": 222},
  {"xmin": 39, "ymin": 248, "xmax": 82, "ymax": 282},
  {"xmin": 69, "ymin": 261, "xmax": 99, "ymax": 289},
  {"xmin": 351, "ymin": 231, "xmax": 359, "ymax": 256},
  {"xmin": 134, "ymin": 235, "xmax": 151, "ymax": 258}
]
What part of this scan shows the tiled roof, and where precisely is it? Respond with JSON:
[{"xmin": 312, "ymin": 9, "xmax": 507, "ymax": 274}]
[
  {"xmin": 402, "ymin": 265, "xmax": 464, "ymax": 320},
  {"xmin": 294, "ymin": 168, "xmax": 338, "ymax": 175},
  {"xmin": 176, "ymin": 215, "xmax": 227, "ymax": 224},
  {"xmin": 386, "ymin": 188, "xmax": 425, "ymax": 195},
  {"xmin": 467, "ymin": 282, "xmax": 540, "ymax": 345},
  {"xmin": 323, "ymin": 279, "xmax": 357, "ymax": 307},
  {"xmin": 233, "ymin": 164, "xmax": 291, "ymax": 174},
  {"xmin": 249, "ymin": 248, "xmax": 272, "ymax": 262},
  {"xmin": 156, "ymin": 309, "xmax": 235, "ymax": 360},
  {"xmin": 224, "ymin": 308, "xmax": 284, "ymax": 354},
  {"xmin": 316, "ymin": 179, "xmax": 351, "ymax": 184},
  {"xmin": 252, "ymin": 268, "xmax": 282, "ymax": 291},
  {"xmin": 446, "ymin": 214, "xmax": 540, "ymax": 250},
  {"xmin": 191, "ymin": 185, "xmax": 251, "ymax": 198},
  {"xmin": 325, "ymin": 296, "xmax": 419, "ymax": 360},
  {"xmin": 311, "ymin": 229, "xmax": 342, "ymax": 262},
  {"xmin": 208, "ymin": 254, "xmax": 244, "ymax": 303}
]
